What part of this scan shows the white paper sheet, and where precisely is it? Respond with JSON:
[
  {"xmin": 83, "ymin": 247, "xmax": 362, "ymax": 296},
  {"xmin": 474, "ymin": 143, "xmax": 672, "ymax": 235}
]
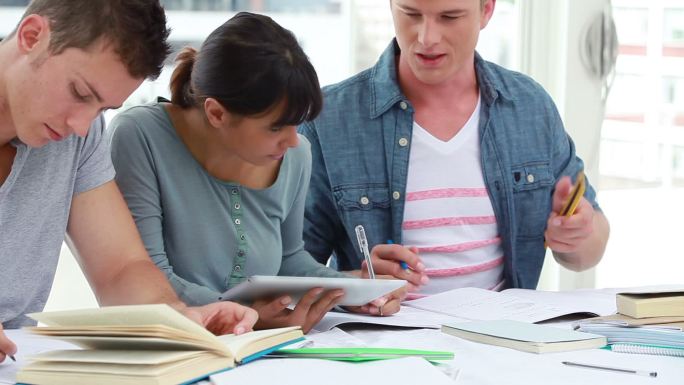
[
  {"xmin": 404, "ymin": 287, "xmax": 616, "ymax": 323},
  {"xmin": 0, "ymin": 329, "xmax": 77, "ymax": 384},
  {"xmin": 210, "ymin": 356, "xmax": 456, "ymax": 385},
  {"xmin": 314, "ymin": 305, "xmax": 467, "ymax": 331}
]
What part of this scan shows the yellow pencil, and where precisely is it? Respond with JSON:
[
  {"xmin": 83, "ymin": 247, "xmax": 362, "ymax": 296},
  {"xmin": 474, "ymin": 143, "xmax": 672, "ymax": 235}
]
[{"xmin": 545, "ymin": 171, "xmax": 585, "ymax": 248}]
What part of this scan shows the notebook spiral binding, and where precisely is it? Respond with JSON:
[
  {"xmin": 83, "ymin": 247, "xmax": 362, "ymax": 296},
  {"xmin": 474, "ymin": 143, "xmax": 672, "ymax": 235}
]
[{"xmin": 610, "ymin": 344, "xmax": 684, "ymax": 358}]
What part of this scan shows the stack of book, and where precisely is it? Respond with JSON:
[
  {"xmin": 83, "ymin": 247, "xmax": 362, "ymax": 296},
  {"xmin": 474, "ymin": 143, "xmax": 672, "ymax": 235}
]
[{"xmin": 576, "ymin": 288, "xmax": 684, "ymax": 358}]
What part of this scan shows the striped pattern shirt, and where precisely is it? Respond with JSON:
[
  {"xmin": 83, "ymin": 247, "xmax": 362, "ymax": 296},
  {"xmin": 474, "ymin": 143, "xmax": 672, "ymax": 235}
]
[{"xmin": 402, "ymin": 98, "xmax": 504, "ymax": 298}]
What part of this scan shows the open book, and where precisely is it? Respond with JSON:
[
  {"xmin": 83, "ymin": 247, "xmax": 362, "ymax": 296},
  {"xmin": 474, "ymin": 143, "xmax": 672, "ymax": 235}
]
[
  {"xmin": 314, "ymin": 287, "xmax": 618, "ymax": 331},
  {"xmin": 16, "ymin": 304, "xmax": 303, "ymax": 385}
]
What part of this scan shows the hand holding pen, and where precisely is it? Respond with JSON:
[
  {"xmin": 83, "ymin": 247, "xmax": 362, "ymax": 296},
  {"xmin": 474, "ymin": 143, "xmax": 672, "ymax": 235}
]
[
  {"xmin": 350, "ymin": 226, "xmax": 406, "ymax": 316},
  {"xmin": 545, "ymin": 171, "xmax": 596, "ymax": 253},
  {"xmin": 355, "ymin": 234, "xmax": 429, "ymax": 292}
]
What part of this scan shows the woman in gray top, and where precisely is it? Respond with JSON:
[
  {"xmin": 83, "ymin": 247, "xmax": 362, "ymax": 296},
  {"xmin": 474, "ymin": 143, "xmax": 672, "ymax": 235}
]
[{"xmin": 110, "ymin": 13, "xmax": 400, "ymax": 332}]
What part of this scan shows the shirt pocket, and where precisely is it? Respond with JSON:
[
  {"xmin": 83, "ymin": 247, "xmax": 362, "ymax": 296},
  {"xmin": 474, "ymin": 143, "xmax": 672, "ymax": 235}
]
[
  {"xmin": 333, "ymin": 185, "xmax": 391, "ymax": 211},
  {"xmin": 510, "ymin": 161, "xmax": 554, "ymax": 239}
]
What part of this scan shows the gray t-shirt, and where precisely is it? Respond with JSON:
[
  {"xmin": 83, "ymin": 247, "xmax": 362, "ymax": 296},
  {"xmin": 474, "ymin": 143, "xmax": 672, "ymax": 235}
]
[
  {"xmin": 0, "ymin": 115, "xmax": 114, "ymax": 328},
  {"xmin": 109, "ymin": 104, "xmax": 347, "ymax": 306}
]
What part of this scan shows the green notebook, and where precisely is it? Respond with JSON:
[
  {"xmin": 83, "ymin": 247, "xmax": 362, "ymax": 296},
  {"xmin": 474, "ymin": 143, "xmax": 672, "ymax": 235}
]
[{"xmin": 265, "ymin": 347, "xmax": 454, "ymax": 362}]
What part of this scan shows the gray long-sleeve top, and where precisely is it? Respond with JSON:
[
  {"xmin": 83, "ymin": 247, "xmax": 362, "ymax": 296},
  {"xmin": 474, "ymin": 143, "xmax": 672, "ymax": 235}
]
[{"xmin": 109, "ymin": 104, "xmax": 346, "ymax": 306}]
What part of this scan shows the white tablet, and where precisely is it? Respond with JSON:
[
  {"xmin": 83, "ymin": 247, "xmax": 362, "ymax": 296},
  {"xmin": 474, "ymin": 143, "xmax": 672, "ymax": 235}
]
[{"xmin": 219, "ymin": 276, "xmax": 406, "ymax": 306}]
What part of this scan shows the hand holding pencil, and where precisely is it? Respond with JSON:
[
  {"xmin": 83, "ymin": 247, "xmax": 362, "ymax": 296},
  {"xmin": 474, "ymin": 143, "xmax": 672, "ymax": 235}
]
[
  {"xmin": 0, "ymin": 324, "xmax": 17, "ymax": 363},
  {"xmin": 545, "ymin": 171, "xmax": 596, "ymax": 253}
]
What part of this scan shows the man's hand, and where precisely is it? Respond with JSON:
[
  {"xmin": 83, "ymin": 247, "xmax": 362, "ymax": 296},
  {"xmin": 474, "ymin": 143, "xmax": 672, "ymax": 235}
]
[
  {"xmin": 359, "ymin": 243, "xmax": 428, "ymax": 292},
  {"xmin": 545, "ymin": 176, "xmax": 595, "ymax": 253},
  {"xmin": 0, "ymin": 324, "xmax": 17, "ymax": 363},
  {"xmin": 251, "ymin": 288, "xmax": 344, "ymax": 333},
  {"xmin": 345, "ymin": 280, "xmax": 407, "ymax": 316},
  {"xmin": 181, "ymin": 301, "xmax": 258, "ymax": 336}
]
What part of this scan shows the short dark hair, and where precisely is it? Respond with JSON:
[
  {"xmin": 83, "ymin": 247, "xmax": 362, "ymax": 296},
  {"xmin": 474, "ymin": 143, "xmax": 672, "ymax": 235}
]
[
  {"xmin": 170, "ymin": 12, "xmax": 322, "ymax": 126},
  {"xmin": 16, "ymin": 0, "xmax": 170, "ymax": 79}
]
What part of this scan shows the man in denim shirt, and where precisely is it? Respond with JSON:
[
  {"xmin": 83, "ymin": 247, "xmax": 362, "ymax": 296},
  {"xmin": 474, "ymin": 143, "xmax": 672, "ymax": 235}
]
[{"xmin": 299, "ymin": 0, "xmax": 610, "ymax": 293}]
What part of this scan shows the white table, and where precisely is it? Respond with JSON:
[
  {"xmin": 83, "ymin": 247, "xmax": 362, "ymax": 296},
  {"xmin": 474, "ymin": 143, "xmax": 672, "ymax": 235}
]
[
  {"xmin": 3, "ymin": 287, "xmax": 683, "ymax": 385},
  {"xmin": 339, "ymin": 325, "xmax": 683, "ymax": 385}
]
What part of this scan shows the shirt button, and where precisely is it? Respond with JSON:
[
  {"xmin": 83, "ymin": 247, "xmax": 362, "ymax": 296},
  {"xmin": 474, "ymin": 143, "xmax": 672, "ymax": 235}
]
[
  {"xmin": 234, "ymin": 218, "xmax": 241, "ymax": 225},
  {"xmin": 399, "ymin": 101, "xmax": 408, "ymax": 110},
  {"xmin": 360, "ymin": 196, "xmax": 370, "ymax": 205},
  {"xmin": 237, "ymin": 250, "xmax": 245, "ymax": 257},
  {"xmin": 527, "ymin": 174, "xmax": 535, "ymax": 183},
  {"xmin": 234, "ymin": 203, "xmax": 241, "ymax": 210},
  {"xmin": 234, "ymin": 265, "xmax": 242, "ymax": 272},
  {"xmin": 392, "ymin": 191, "xmax": 401, "ymax": 200},
  {"xmin": 240, "ymin": 234, "xmax": 246, "ymax": 241},
  {"xmin": 231, "ymin": 188, "xmax": 238, "ymax": 195},
  {"xmin": 398, "ymin": 138, "xmax": 409, "ymax": 147}
]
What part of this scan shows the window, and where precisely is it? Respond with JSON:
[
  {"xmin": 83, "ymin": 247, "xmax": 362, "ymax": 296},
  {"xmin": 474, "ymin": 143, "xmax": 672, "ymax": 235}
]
[{"xmin": 596, "ymin": 0, "xmax": 684, "ymax": 288}]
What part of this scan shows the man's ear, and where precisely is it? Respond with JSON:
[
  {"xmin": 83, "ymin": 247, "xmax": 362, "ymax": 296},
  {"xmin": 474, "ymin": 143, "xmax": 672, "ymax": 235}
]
[
  {"xmin": 204, "ymin": 98, "xmax": 231, "ymax": 129},
  {"xmin": 15, "ymin": 14, "xmax": 50, "ymax": 55},
  {"xmin": 480, "ymin": 0, "xmax": 496, "ymax": 30}
]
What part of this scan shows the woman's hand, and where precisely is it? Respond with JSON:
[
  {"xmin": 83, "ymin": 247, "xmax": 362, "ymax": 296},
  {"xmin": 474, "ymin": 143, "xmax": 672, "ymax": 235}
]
[{"xmin": 251, "ymin": 288, "xmax": 344, "ymax": 333}]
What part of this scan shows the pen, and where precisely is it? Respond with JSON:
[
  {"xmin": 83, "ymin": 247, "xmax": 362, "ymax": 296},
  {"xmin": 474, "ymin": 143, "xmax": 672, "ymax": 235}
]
[
  {"xmin": 562, "ymin": 361, "xmax": 657, "ymax": 377},
  {"xmin": 354, "ymin": 225, "xmax": 375, "ymax": 279},
  {"xmin": 9, "ymin": 355, "xmax": 15, "ymax": 362},
  {"xmin": 386, "ymin": 240, "xmax": 409, "ymax": 270}
]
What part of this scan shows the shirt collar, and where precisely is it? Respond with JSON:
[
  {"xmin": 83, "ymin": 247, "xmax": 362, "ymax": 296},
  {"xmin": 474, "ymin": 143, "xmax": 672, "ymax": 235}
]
[{"xmin": 368, "ymin": 39, "xmax": 516, "ymax": 119}]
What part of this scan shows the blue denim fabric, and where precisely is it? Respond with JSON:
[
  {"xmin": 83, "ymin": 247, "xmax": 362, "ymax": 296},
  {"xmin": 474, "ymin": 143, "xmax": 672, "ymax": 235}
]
[{"xmin": 299, "ymin": 40, "xmax": 600, "ymax": 289}]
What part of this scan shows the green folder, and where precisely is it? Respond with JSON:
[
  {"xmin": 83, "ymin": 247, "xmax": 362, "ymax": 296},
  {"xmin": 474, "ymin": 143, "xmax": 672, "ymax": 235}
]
[{"xmin": 265, "ymin": 347, "xmax": 454, "ymax": 362}]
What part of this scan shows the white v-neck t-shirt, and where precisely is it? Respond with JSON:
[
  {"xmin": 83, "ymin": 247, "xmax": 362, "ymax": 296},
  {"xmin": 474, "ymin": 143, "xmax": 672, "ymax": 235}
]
[{"xmin": 402, "ymin": 97, "xmax": 505, "ymax": 298}]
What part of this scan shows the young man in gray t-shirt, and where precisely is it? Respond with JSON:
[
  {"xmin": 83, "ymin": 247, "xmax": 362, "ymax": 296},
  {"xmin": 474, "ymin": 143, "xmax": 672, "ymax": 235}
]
[{"xmin": 0, "ymin": 0, "xmax": 257, "ymax": 362}]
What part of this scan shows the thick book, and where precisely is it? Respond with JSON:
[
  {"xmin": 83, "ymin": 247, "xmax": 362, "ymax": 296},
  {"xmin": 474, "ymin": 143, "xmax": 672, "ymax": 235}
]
[
  {"xmin": 616, "ymin": 291, "xmax": 684, "ymax": 318},
  {"xmin": 265, "ymin": 347, "xmax": 454, "ymax": 362},
  {"xmin": 16, "ymin": 304, "xmax": 303, "ymax": 385},
  {"xmin": 441, "ymin": 320, "xmax": 607, "ymax": 354}
]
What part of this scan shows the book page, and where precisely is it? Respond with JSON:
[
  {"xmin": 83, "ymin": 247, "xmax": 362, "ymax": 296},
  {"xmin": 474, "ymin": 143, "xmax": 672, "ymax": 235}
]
[
  {"xmin": 35, "ymin": 336, "xmax": 216, "ymax": 352},
  {"xmin": 217, "ymin": 326, "xmax": 301, "ymax": 359},
  {"xmin": 314, "ymin": 305, "xmax": 467, "ymax": 331},
  {"xmin": 28, "ymin": 304, "xmax": 214, "ymax": 340},
  {"xmin": 22, "ymin": 354, "xmax": 230, "ymax": 376},
  {"xmin": 0, "ymin": 329, "xmax": 77, "ymax": 385},
  {"xmin": 28, "ymin": 349, "xmax": 204, "ymax": 365},
  {"xmin": 501, "ymin": 288, "xmax": 618, "ymax": 317},
  {"xmin": 405, "ymin": 287, "xmax": 613, "ymax": 323}
]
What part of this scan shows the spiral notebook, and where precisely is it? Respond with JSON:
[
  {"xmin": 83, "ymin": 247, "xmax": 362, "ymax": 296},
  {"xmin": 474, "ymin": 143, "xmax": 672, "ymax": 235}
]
[{"xmin": 607, "ymin": 344, "xmax": 684, "ymax": 358}]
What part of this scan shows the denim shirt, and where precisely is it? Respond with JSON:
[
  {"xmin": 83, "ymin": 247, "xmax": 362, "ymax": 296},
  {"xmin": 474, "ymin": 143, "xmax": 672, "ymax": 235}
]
[{"xmin": 299, "ymin": 40, "xmax": 600, "ymax": 289}]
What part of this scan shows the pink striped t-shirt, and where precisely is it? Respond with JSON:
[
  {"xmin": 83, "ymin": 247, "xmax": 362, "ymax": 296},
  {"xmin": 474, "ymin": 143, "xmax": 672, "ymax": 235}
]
[{"xmin": 402, "ymin": 97, "xmax": 504, "ymax": 298}]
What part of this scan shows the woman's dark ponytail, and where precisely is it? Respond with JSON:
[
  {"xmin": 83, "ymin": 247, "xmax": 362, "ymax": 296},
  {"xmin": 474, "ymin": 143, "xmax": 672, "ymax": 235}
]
[{"xmin": 169, "ymin": 47, "xmax": 198, "ymax": 108}]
